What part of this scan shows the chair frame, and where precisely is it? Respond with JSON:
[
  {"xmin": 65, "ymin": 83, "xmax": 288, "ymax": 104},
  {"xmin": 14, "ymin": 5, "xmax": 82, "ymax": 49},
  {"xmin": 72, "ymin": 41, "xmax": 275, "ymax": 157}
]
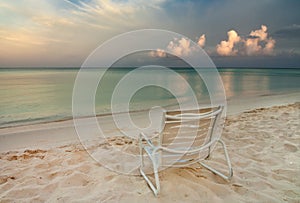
[{"xmin": 139, "ymin": 106, "xmax": 233, "ymax": 196}]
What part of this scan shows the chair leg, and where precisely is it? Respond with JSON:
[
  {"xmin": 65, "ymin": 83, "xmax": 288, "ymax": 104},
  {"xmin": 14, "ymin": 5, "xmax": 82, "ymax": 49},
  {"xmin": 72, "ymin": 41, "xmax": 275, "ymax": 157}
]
[
  {"xmin": 199, "ymin": 139, "xmax": 233, "ymax": 181},
  {"xmin": 140, "ymin": 148, "xmax": 160, "ymax": 196}
]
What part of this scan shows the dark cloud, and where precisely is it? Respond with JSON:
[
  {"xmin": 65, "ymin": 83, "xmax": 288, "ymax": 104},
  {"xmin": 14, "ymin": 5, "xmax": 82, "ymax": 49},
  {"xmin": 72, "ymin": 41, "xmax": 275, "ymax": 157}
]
[
  {"xmin": 273, "ymin": 24, "xmax": 300, "ymax": 39},
  {"xmin": 246, "ymin": 35, "xmax": 260, "ymax": 39},
  {"xmin": 211, "ymin": 54, "xmax": 300, "ymax": 68}
]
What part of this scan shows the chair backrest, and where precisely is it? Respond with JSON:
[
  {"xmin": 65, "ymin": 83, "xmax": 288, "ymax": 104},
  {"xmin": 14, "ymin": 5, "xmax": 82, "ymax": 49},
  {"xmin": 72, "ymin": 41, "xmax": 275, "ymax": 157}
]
[{"xmin": 159, "ymin": 106, "xmax": 224, "ymax": 167}]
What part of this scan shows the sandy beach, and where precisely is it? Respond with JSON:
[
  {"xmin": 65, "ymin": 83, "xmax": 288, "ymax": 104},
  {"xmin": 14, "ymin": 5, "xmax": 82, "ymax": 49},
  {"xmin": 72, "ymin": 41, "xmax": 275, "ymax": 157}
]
[{"xmin": 0, "ymin": 98, "xmax": 299, "ymax": 202}]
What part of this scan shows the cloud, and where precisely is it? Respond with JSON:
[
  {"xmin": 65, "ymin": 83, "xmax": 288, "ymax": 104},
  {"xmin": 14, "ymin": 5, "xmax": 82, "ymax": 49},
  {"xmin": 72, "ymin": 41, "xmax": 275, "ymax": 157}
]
[
  {"xmin": 150, "ymin": 34, "xmax": 206, "ymax": 58},
  {"xmin": 31, "ymin": 15, "xmax": 75, "ymax": 27},
  {"xmin": 166, "ymin": 37, "xmax": 191, "ymax": 57},
  {"xmin": 263, "ymin": 38, "xmax": 276, "ymax": 55},
  {"xmin": 216, "ymin": 30, "xmax": 240, "ymax": 56},
  {"xmin": 150, "ymin": 49, "xmax": 166, "ymax": 57},
  {"xmin": 244, "ymin": 37, "xmax": 261, "ymax": 56},
  {"xmin": 149, "ymin": 37, "xmax": 192, "ymax": 58},
  {"xmin": 166, "ymin": 34, "xmax": 206, "ymax": 57},
  {"xmin": 249, "ymin": 25, "xmax": 268, "ymax": 40},
  {"xmin": 216, "ymin": 25, "xmax": 276, "ymax": 56},
  {"xmin": 197, "ymin": 34, "xmax": 205, "ymax": 48},
  {"xmin": 0, "ymin": 0, "xmax": 168, "ymax": 66},
  {"xmin": 244, "ymin": 25, "xmax": 275, "ymax": 56},
  {"xmin": 273, "ymin": 24, "xmax": 300, "ymax": 39}
]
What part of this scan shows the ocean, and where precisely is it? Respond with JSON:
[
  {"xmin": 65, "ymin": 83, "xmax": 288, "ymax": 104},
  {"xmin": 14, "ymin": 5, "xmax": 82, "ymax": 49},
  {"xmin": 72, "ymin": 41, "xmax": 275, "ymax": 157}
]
[{"xmin": 1, "ymin": 68, "xmax": 299, "ymax": 128}]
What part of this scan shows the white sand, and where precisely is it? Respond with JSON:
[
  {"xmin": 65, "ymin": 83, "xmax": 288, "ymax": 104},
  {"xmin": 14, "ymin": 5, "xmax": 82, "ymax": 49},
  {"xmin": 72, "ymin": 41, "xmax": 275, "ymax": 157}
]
[{"xmin": 0, "ymin": 97, "xmax": 299, "ymax": 202}]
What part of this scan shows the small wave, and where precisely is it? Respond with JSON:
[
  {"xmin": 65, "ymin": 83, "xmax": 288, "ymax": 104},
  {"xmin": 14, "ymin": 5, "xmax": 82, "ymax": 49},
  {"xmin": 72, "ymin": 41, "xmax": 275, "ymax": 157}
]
[{"xmin": 0, "ymin": 115, "xmax": 73, "ymax": 129}]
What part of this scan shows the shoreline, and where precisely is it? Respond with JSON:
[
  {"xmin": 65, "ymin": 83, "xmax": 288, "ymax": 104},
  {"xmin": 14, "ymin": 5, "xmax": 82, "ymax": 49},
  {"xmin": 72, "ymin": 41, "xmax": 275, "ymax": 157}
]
[
  {"xmin": 0, "ymin": 92, "xmax": 299, "ymax": 152},
  {"xmin": 1, "ymin": 90, "xmax": 299, "ymax": 129},
  {"xmin": 226, "ymin": 91, "xmax": 300, "ymax": 115}
]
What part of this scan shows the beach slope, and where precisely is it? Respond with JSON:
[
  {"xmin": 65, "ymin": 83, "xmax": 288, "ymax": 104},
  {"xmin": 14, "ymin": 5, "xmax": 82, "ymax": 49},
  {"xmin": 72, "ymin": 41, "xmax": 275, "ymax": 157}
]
[{"xmin": 0, "ymin": 103, "xmax": 299, "ymax": 202}]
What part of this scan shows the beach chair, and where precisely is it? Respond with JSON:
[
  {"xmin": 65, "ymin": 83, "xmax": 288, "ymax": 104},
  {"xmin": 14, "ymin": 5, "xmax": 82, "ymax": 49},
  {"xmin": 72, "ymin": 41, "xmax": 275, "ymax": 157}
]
[{"xmin": 139, "ymin": 106, "xmax": 232, "ymax": 196}]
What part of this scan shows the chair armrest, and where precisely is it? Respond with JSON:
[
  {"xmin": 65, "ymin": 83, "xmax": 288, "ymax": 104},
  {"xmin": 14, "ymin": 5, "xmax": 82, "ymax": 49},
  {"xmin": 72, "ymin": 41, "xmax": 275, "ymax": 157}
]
[{"xmin": 170, "ymin": 111, "xmax": 212, "ymax": 118}]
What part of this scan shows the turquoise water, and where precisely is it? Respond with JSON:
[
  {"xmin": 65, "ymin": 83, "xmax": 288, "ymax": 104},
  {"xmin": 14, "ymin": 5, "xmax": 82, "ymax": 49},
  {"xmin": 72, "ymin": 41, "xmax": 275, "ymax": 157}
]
[{"xmin": 1, "ymin": 68, "xmax": 300, "ymax": 128}]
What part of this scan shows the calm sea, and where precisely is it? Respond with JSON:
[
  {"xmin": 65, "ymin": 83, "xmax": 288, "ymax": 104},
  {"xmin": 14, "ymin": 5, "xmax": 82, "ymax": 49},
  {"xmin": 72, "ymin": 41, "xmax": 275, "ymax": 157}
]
[{"xmin": 1, "ymin": 68, "xmax": 299, "ymax": 128}]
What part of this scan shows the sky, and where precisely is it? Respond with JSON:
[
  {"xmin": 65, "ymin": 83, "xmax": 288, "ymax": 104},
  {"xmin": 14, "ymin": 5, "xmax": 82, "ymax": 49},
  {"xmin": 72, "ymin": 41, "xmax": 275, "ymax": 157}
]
[{"xmin": 0, "ymin": 0, "xmax": 299, "ymax": 68}]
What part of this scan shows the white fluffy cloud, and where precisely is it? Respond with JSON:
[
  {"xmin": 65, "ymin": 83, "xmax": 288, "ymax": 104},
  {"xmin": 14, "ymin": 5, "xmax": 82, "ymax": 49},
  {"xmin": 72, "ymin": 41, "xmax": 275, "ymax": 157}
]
[
  {"xmin": 150, "ymin": 37, "xmax": 194, "ymax": 58},
  {"xmin": 245, "ymin": 25, "xmax": 276, "ymax": 56},
  {"xmin": 150, "ymin": 49, "xmax": 166, "ymax": 57},
  {"xmin": 263, "ymin": 38, "xmax": 276, "ymax": 55},
  {"xmin": 150, "ymin": 34, "xmax": 206, "ymax": 58},
  {"xmin": 216, "ymin": 30, "xmax": 241, "ymax": 56},
  {"xmin": 167, "ymin": 37, "xmax": 193, "ymax": 57},
  {"xmin": 150, "ymin": 26, "xmax": 276, "ymax": 58},
  {"xmin": 250, "ymin": 25, "xmax": 268, "ymax": 40},
  {"xmin": 216, "ymin": 25, "xmax": 276, "ymax": 56},
  {"xmin": 197, "ymin": 34, "xmax": 206, "ymax": 48}
]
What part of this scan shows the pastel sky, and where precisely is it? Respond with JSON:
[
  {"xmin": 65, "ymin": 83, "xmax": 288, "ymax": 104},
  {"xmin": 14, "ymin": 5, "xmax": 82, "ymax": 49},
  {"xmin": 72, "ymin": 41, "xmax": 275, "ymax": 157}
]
[{"xmin": 0, "ymin": 0, "xmax": 299, "ymax": 67}]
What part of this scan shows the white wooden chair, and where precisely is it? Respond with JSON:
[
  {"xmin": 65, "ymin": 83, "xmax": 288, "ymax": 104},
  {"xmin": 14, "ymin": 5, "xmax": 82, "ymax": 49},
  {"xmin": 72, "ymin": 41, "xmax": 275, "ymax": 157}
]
[{"xmin": 139, "ymin": 106, "xmax": 232, "ymax": 196}]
